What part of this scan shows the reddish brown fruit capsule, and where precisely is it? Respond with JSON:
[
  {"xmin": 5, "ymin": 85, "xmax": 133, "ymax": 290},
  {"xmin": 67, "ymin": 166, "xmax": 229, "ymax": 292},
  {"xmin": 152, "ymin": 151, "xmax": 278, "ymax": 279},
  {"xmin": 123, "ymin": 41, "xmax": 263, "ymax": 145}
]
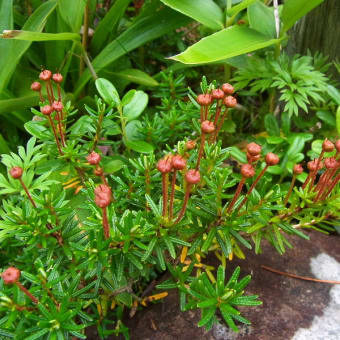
[
  {"xmin": 1, "ymin": 267, "xmax": 20, "ymax": 284},
  {"xmin": 247, "ymin": 142, "xmax": 262, "ymax": 156},
  {"xmin": 212, "ymin": 88, "xmax": 225, "ymax": 100},
  {"xmin": 39, "ymin": 70, "xmax": 52, "ymax": 81},
  {"xmin": 31, "ymin": 82, "xmax": 41, "ymax": 92},
  {"xmin": 224, "ymin": 96, "xmax": 237, "ymax": 108},
  {"xmin": 322, "ymin": 139, "xmax": 334, "ymax": 152},
  {"xmin": 307, "ymin": 159, "xmax": 319, "ymax": 171},
  {"xmin": 94, "ymin": 184, "xmax": 111, "ymax": 208},
  {"xmin": 10, "ymin": 166, "xmax": 23, "ymax": 179},
  {"xmin": 221, "ymin": 83, "xmax": 234, "ymax": 95},
  {"xmin": 335, "ymin": 139, "xmax": 340, "ymax": 152},
  {"xmin": 265, "ymin": 152, "xmax": 279, "ymax": 166},
  {"xmin": 157, "ymin": 159, "xmax": 172, "ymax": 173},
  {"xmin": 172, "ymin": 155, "xmax": 186, "ymax": 170},
  {"xmin": 87, "ymin": 151, "xmax": 101, "ymax": 165},
  {"xmin": 201, "ymin": 120, "xmax": 215, "ymax": 134},
  {"xmin": 241, "ymin": 164, "xmax": 255, "ymax": 178},
  {"xmin": 196, "ymin": 94, "xmax": 212, "ymax": 106},
  {"xmin": 94, "ymin": 167, "xmax": 103, "ymax": 176},
  {"xmin": 52, "ymin": 73, "xmax": 63, "ymax": 83},
  {"xmin": 324, "ymin": 157, "xmax": 338, "ymax": 169},
  {"xmin": 185, "ymin": 169, "xmax": 200, "ymax": 184},
  {"xmin": 41, "ymin": 105, "xmax": 53, "ymax": 115},
  {"xmin": 247, "ymin": 153, "xmax": 261, "ymax": 163},
  {"xmin": 185, "ymin": 140, "xmax": 196, "ymax": 150},
  {"xmin": 52, "ymin": 101, "xmax": 63, "ymax": 112},
  {"xmin": 293, "ymin": 164, "xmax": 303, "ymax": 174}
]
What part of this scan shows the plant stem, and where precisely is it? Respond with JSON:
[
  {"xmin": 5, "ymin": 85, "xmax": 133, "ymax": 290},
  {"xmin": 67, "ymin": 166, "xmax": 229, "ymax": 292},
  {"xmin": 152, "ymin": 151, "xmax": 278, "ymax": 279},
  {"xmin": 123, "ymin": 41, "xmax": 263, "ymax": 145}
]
[
  {"xmin": 91, "ymin": 108, "xmax": 105, "ymax": 151},
  {"xmin": 227, "ymin": 177, "xmax": 245, "ymax": 214},
  {"xmin": 15, "ymin": 282, "xmax": 39, "ymax": 304},
  {"xmin": 102, "ymin": 207, "xmax": 110, "ymax": 239},
  {"xmin": 321, "ymin": 173, "xmax": 340, "ymax": 200},
  {"xmin": 56, "ymin": 112, "xmax": 66, "ymax": 147},
  {"xmin": 47, "ymin": 115, "xmax": 63, "ymax": 155},
  {"xmin": 169, "ymin": 170, "xmax": 177, "ymax": 220},
  {"xmin": 302, "ymin": 172, "xmax": 312, "ymax": 190},
  {"xmin": 162, "ymin": 173, "xmax": 169, "ymax": 218},
  {"xmin": 19, "ymin": 178, "xmax": 36, "ymax": 208},
  {"xmin": 175, "ymin": 184, "xmax": 192, "ymax": 223},
  {"xmin": 309, "ymin": 151, "xmax": 324, "ymax": 191},
  {"xmin": 284, "ymin": 174, "xmax": 296, "ymax": 205},
  {"xmin": 213, "ymin": 108, "xmax": 228, "ymax": 143},
  {"xmin": 196, "ymin": 133, "xmax": 206, "ymax": 170},
  {"xmin": 238, "ymin": 165, "xmax": 268, "ymax": 210}
]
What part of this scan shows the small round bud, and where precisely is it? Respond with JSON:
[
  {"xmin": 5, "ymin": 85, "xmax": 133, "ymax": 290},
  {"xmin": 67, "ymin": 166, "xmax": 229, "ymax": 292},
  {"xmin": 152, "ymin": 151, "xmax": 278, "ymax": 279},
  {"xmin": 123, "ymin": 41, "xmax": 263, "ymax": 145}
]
[
  {"xmin": 224, "ymin": 95, "xmax": 237, "ymax": 108},
  {"xmin": 221, "ymin": 83, "xmax": 234, "ymax": 95},
  {"xmin": 241, "ymin": 164, "xmax": 255, "ymax": 178},
  {"xmin": 265, "ymin": 152, "xmax": 279, "ymax": 166},
  {"xmin": 185, "ymin": 140, "xmax": 196, "ymax": 150},
  {"xmin": 94, "ymin": 167, "xmax": 103, "ymax": 176},
  {"xmin": 307, "ymin": 159, "xmax": 319, "ymax": 171},
  {"xmin": 247, "ymin": 142, "xmax": 262, "ymax": 156},
  {"xmin": 94, "ymin": 184, "xmax": 111, "ymax": 208},
  {"xmin": 1, "ymin": 267, "xmax": 20, "ymax": 285},
  {"xmin": 247, "ymin": 153, "xmax": 261, "ymax": 163},
  {"xmin": 52, "ymin": 101, "xmax": 63, "ymax": 112},
  {"xmin": 31, "ymin": 82, "xmax": 41, "ymax": 92},
  {"xmin": 52, "ymin": 73, "xmax": 63, "ymax": 83},
  {"xmin": 335, "ymin": 140, "xmax": 340, "ymax": 152},
  {"xmin": 196, "ymin": 94, "xmax": 212, "ymax": 106},
  {"xmin": 185, "ymin": 169, "xmax": 200, "ymax": 184},
  {"xmin": 212, "ymin": 89, "xmax": 224, "ymax": 100},
  {"xmin": 39, "ymin": 70, "xmax": 52, "ymax": 81},
  {"xmin": 87, "ymin": 151, "xmax": 101, "ymax": 165},
  {"xmin": 157, "ymin": 159, "xmax": 172, "ymax": 173},
  {"xmin": 40, "ymin": 105, "xmax": 53, "ymax": 115},
  {"xmin": 322, "ymin": 139, "xmax": 334, "ymax": 152},
  {"xmin": 172, "ymin": 155, "xmax": 186, "ymax": 170},
  {"xmin": 10, "ymin": 167, "xmax": 23, "ymax": 179},
  {"xmin": 324, "ymin": 157, "xmax": 338, "ymax": 169},
  {"xmin": 293, "ymin": 164, "xmax": 303, "ymax": 174},
  {"xmin": 201, "ymin": 120, "xmax": 215, "ymax": 134}
]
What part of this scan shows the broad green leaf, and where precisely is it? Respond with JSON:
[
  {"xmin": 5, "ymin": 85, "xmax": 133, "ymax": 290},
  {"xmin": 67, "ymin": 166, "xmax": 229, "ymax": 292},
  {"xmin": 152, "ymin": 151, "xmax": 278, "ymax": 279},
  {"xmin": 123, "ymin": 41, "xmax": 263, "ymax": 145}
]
[
  {"xmin": 0, "ymin": 133, "xmax": 10, "ymax": 154},
  {"xmin": 113, "ymin": 69, "xmax": 159, "ymax": 87},
  {"xmin": 57, "ymin": 0, "xmax": 86, "ymax": 33},
  {"xmin": 281, "ymin": 0, "xmax": 324, "ymax": 33},
  {"xmin": 121, "ymin": 90, "xmax": 136, "ymax": 106},
  {"xmin": 0, "ymin": 30, "xmax": 80, "ymax": 42},
  {"xmin": 337, "ymin": 106, "xmax": 340, "ymax": 135},
  {"xmin": 170, "ymin": 26, "xmax": 281, "ymax": 64},
  {"xmin": 327, "ymin": 85, "xmax": 340, "ymax": 105},
  {"xmin": 123, "ymin": 91, "xmax": 148, "ymax": 122},
  {"xmin": 124, "ymin": 139, "xmax": 154, "ymax": 153},
  {"xmin": 95, "ymin": 78, "xmax": 120, "ymax": 107},
  {"xmin": 316, "ymin": 110, "xmax": 336, "ymax": 127},
  {"xmin": 160, "ymin": 0, "xmax": 223, "ymax": 30},
  {"xmin": 74, "ymin": 7, "xmax": 191, "ymax": 97},
  {"xmin": 248, "ymin": 1, "xmax": 276, "ymax": 38},
  {"xmin": 126, "ymin": 120, "xmax": 143, "ymax": 141},
  {"xmin": 91, "ymin": 0, "xmax": 130, "ymax": 54},
  {"xmin": 228, "ymin": 0, "xmax": 257, "ymax": 17},
  {"xmin": 264, "ymin": 113, "xmax": 280, "ymax": 136},
  {"xmin": 0, "ymin": 0, "xmax": 57, "ymax": 93},
  {"xmin": 101, "ymin": 158, "xmax": 124, "ymax": 173}
]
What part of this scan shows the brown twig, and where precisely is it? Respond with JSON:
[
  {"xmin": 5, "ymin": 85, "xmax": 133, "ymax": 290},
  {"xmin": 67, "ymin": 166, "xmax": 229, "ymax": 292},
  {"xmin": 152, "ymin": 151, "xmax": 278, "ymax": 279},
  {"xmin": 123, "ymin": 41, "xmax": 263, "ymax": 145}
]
[{"xmin": 261, "ymin": 265, "xmax": 340, "ymax": 284}]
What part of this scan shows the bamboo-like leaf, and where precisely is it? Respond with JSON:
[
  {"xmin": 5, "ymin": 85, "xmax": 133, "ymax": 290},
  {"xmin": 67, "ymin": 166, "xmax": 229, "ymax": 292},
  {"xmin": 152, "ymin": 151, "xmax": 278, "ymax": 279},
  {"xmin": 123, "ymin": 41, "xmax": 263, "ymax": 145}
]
[
  {"xmin": 160, "ymin": 0, "xmax": 223, "ymax": 30},
  {"xmin": 281, "ymin": 0, "xmax": 324, "ymax": 34},
  {"xmin": 91, "ymin": 0, "xmax": 130, "ymax": 54},
  {"xmin": 111, "ymin": 69, "xmax": 159, "ymax": 87},
  {"xmin": 0, "ymin": 95, "xmax": 39, "ymax": 115},
  {"xmin": 248, "ymin": 1, "xmax": 276, "ymax": 38},
  {"xmin": 0, "ymin": 30, "xmax": 80, "ymax": 42},
  {"xmin": 0, "ymin": 0, "xmax": 57, "ymax": 93},
  {"xmin": 74, "ymin": 7, "xmax": 191, "ymax": 97},
  {"xmin": 57, "ymin": 0, "xmax": 86, "ymax": 33},
  {"xmin": 170, "ymin": 26, "xmax": 281, "ymax": 65}
]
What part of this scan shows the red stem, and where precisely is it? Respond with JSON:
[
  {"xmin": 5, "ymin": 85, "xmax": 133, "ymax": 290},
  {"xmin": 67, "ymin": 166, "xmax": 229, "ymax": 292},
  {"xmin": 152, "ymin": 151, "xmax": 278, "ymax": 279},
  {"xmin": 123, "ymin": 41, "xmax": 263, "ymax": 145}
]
[
  {"xmin": 169, "ymin": 170, "xmax": 177, "ymax": 220},
  {"xmin": 19, "ymin": 178, "xmax": 37, "ymax": 208},
  {"xmin": 55, "ymin": 111, "xmax": 66, "ymax": 147},
  {"xmin": 175, "ymin": 183, "xmax": 192, "ymax": 223},
  {"xmin": 302, "ymin": 172, "xmax": 312, "ymax": 190},
  {"xmin": 284, "ymin": 174, "xmax": 296, "ymax": 206},
  {"xmin": 321, "ymin": 173, "xmax": 340, "ymax": 200},
  {"xmin": 196, "ymin": 133, "xmax": 206, "ymax": 170},
  {"xmin": 47, "ymin": 80, "xmax": 55, "ymax": 102},
  {"xmin": 238, "ymin": 165, "xmax": 268, "ymax": 210},
  {"xmin": 102, "ymin": 207, "xmax": 110, "ymax": 239},
  {"xmin": 213, "ymin": 108, "xmax": 228, "ymax": 143},
  {"xmin": 16, "ymin": 282, "xmax": 39, "ymax": 304},
  {"xmin": 309, "ymin": 151, "xmax": 324, "ymax": 191},
  {"xmin": 47, "ymin": 115, "xmax": 63, "ymax": 155},
  {"xmin": 200, "ymin": 106, "xmax": 204, "ymax": 123},
  {"xmin": 57, "ymin": 84, "xmax": 61, "ymax": 102},
  {"xmin": 162, "ymin": 173, "xmax": 169, "ymax": 218},
  {"xmin": 38, "ymin": 90, "xmax": 45, "ymax": 103},
  {"xmin": 227, "ymin": 177, "xmax": 245, "ymax": 214}
]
